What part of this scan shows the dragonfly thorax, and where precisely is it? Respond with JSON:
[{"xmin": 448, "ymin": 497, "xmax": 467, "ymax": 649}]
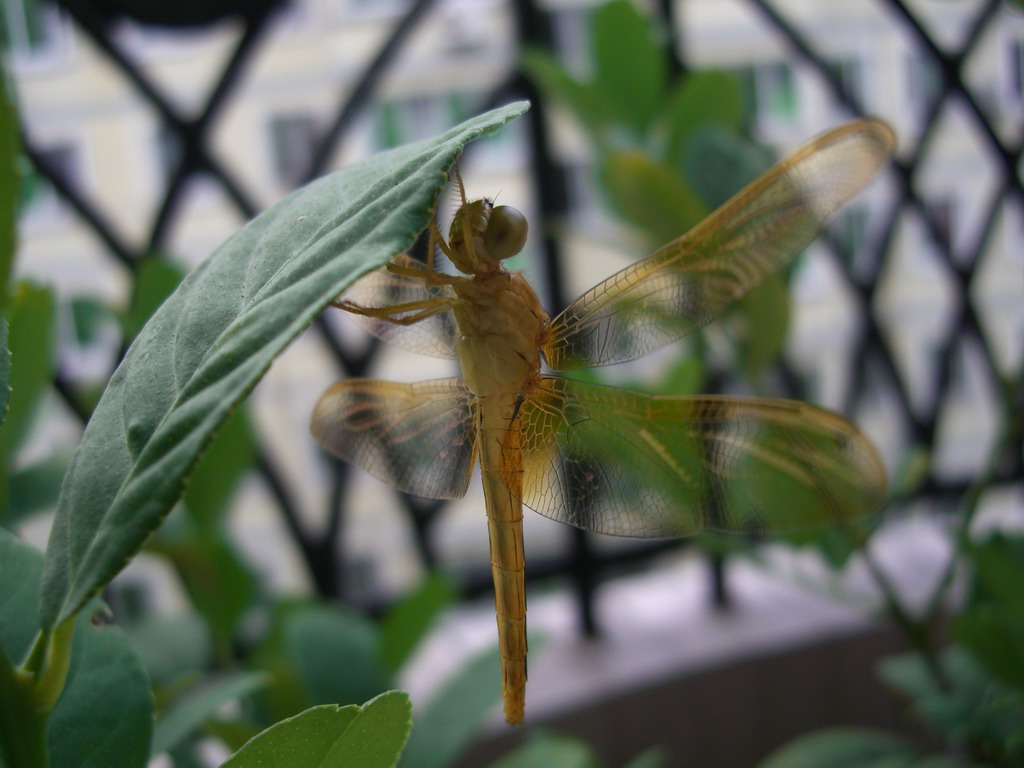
[{"xmin": 448, "ymin": 199, "xmax": 528, "ymax": 274}]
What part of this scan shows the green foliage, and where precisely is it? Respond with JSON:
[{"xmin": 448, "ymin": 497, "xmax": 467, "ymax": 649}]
[
  {"xmin": 38, "ymin": 101, "xmax": 529, "ymax": 632},
  {"xmin": 880, "ymin": 648, "xmax": 1024, "ymax": 760},
  {"xmin": 765, "ymin": 532, "xmax": 1024, "ymax": 767},
  {"xmin": 222, "ymin": 692, "xmax": 412, "ymax": 768},
  {"xmin": 757, "ymin": 727, "xmax": 965, "ymax": 768},
  {"xmin": 524, "ymin": 0, "xmax": 785, "ymax": 391},
  {"xmin": 953, "ymin": 534, "xmax": 1024, "ymax": 691},
  {"xmin": 591, "ymin": 0, "xmax": 666, "ymax": 137},
  {"xmin": 0, "ymin": 530, "xmax": 152, "ymax": 768}
]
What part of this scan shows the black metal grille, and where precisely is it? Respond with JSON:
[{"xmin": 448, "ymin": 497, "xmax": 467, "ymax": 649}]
[{"xmin": 12, "ymin": 0, "xmax": 1024, "ymax": 635}]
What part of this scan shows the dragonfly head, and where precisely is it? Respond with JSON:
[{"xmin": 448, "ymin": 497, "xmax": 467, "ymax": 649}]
[{"xmin": 449, "ymin": 199, "xmax": 528, "ymax": 273}]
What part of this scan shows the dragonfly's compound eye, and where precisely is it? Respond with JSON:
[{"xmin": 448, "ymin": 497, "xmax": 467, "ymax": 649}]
[{"xmin": 485, "ymin": 205, "xmax": 528, "ymax": 261}]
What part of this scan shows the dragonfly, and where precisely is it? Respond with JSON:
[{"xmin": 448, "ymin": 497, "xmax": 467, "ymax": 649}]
[{"xmin": 311, "ymin": 118, "xmax": 896, "ymax": 725}]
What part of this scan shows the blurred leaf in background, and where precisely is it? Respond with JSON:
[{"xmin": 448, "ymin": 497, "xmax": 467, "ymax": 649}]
[
  {"xmin": 0, "ymin": 71, "xmax": 19, "ymax": 316},
  {"xmin": 0, "ymin": 283, "xmax": 57, "ymax": 527}
]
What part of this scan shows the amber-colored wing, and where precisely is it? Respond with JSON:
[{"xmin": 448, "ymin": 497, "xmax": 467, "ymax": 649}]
[
  {"xmin": 543, "ymin": 119, "xmax": 896, "ymax": 370},
  {"xmin": 311, "ymin": 377, "xmax": 477, "ymax": 499},
  {"xmin": 339, "ymin": 253, "xmax": 459, "ymax": 359},
  {"xmin": 512, "ymin": 376, "xmax": 887, "ymax": 537}
]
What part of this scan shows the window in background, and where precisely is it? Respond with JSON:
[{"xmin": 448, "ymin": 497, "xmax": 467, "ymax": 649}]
[
  {"xmin": 269, "ymin": 112, "xmax": 319, "ymax": 189},
  {"xmin": 907, "ymin": 51, "xmax": 943, "ymax": 122},
  {"xmin": 373, "ymin": 93, "xmax": 469, "ymax": 151},
  {"xmin": 21, "ymin": 142, "xmax": 80, "ymax": 223},
  {"xmin": 734, "ymin": 61, "xmax": 799, "ymax": 133},
  {"xmin": 828, "ymin": 55, "xmax": 865, "ymax": 110},
  {"xmin": 1, "ymin": 0, "xmax": 67, "ymax": 65},
  {"xmin": 154, "ymin": 125, "xmax": 183, "ymax": 185}
]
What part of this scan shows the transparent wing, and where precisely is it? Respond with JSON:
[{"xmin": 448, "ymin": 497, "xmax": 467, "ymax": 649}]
[
  {"xmin": 311, "ymin": 377, "xmax": 477, "ymax": 499},
  {"xmin": 544, "ymin": 119, "xmax": 896, "ymax": 370},
  {"xmin": 514, "ymin": 376, "xmax": 887, "ymax": 537},
  {"xmin": 340, "ymin": 253, "xmax": 459, "ymax": 359}
]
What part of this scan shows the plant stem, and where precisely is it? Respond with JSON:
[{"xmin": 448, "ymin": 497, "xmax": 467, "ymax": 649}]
[
  {"xmin": 0, "ymin": 618, "xmax": 77, "ymax": 768},
  {"xmin": 0, "ymin": 645, "xmax": 50, "ymax": 768}
]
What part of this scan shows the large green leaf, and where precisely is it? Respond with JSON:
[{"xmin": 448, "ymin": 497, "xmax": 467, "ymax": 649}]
[
  {"xmin": 0, "ymin": 71, "xmax": 18, "ymax": 314},
  {"xmin": 591, "ymin": 0, "xmax": 666, "ymax": 137},
  {"xmin": 378, "ymin": 572, "xmax": 457, "ymax": 674},
  {"xmin": 0, "ymin": 530, "xmax": 153, "ymax": 768},
  {"xmin": 39, "ymin": 102, "xmax": 529, "ymax": 630},
  {"xmin": 222, "ymin": 692, "xmax": 412, "ymax": 768}
]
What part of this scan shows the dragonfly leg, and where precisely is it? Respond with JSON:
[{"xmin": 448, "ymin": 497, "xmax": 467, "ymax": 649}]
[{"xmin": 332, "ymin": 296, "xmax": 459, "ymax": 326}]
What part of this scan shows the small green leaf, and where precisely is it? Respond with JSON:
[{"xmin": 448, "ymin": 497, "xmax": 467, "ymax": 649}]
[
  {"xmin": 0, "ymin": 283, "xmax": 56, "ymax": 459},
  {"xmin": 8, "ymin": 454, "xmax": 69, "ymax": 526},
  {"xmin": 125, "ymin": 612, "xmax": 212, "ymax": 689},
  {"xmin": 733, "ymin": 271, "xmax": 791, "ymax": 384},
  {"xmin": 0, "ymin": 530, "xmax": 153, "ymax": 768},
  {"xmin": 402, "ymin": 642, "xmax": 511, "ymax": 768},
  {"xmin": 487, "ymin": 732, "xmax": 599, "ymax": 768},
  {"xmin": 39, "ymin": 102, "xmax": 530, "ymax": 631},
  {"xmin": 599, "ymin": 149, "xmax": 706, "ymax": 247},
  {"xmin": 183, "ymin": 406, "xmax": 256, "ymax": 529},
  {"xmin": 122, "ymin": 256, "xmax": 184, "ymax": 342},
  {"xmin": 287, "ymin": 605, "xmax": 391, "ymax": 709},
  {"xmin": 379, "ymin": 572, "xmax": 457, "ymax": 674},
  {"xmin": 681, "ymin": 127, "xmax": 775, "ymax": 211},
  {"xmin": 0, "ymin": 283, "xmax": 57, "ymax": 526},
  {"xmin": 756, "ymin": 727, "xmax": 917, "ymax": 768},
  {"xmin": 0, "ymin": 72, "xmax": 19, "ymax": 314},
  {"xmin": 152, "ymin": 671, "xmax": 268, "ymax": 756},
  {"xmin": 223, "ymin": 691, "xmax": 413, "ymax": 768},
  {"xmin": 622, "ymin": 746, "xmax": 667, "ymax": 768},
  {"xmin": 664, "ymin": 71, "xmax": 744, "ymax": 166},
  {"xmin": 952, "ymin": 534, "xmax": 1024, "ymax": 690},
  {"xmin": 521, "ymin": 50, "xmax": 615, "ymax": 147},
  {"xmin": 591, "ymin": 0, "xmax": 666, "ymax": 136},
  {"xmin": 69, "ymin": 296, "xmax": 116, "ymax": 347},
  {"xmin": 147, "ymin": 519, "xmax": 257, "ymax": 651}
]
